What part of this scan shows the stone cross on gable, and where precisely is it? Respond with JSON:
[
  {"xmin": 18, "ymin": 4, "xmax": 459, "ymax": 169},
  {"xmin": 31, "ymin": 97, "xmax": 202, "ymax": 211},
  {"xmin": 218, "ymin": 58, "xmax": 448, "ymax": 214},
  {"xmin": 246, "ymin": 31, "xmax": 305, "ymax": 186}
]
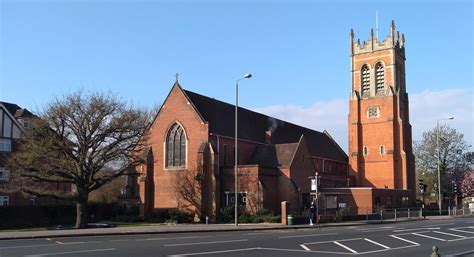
[{"xmin": 175, "ymin": 72, "xmax": 179, "ymax": 83}]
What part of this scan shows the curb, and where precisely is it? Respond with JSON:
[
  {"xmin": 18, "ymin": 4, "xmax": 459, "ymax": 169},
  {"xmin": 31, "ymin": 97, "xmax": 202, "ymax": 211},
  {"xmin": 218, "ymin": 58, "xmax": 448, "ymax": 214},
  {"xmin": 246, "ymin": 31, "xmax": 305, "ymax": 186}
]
[{"xmin": 0, "ymin": 216, "xmax": 441, "ymax": 241}]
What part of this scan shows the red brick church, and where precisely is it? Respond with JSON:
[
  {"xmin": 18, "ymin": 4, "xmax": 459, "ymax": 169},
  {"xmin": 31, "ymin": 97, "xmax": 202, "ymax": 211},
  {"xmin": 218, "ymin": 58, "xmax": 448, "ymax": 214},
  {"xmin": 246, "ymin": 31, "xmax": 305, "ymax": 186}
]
[{"xmin": 125, "ymin": 21, "xmax": 416, "ymax": 220}]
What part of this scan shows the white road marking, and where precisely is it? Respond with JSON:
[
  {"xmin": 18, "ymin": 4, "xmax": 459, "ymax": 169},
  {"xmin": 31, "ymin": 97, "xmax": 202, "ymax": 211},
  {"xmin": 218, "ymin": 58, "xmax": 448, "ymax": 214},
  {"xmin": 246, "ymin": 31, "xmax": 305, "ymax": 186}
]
[
  {"xmin": 433, "ymin": 231, "xmax": 466, "ymax": 238},
  {"xmin": 0, "ymin": 244, "xmax": 63, "ymax": 250},
  {"xmin": 279, "ymin": 232, "xmax": 338, "ymax": 239},
  {"xmin": 448, "ymin": 236, "xmax": 474, "ymax": 242},
  {"xmin": 164, "ymin": 239, "xmax": 248, "ymax": 247},
  {"xmin": 357, "ymin": 226, "xmax": 393, "ymax": 231},
  {"xmin": 411, "ymin": 232, "xmax": 446, "ymax": 241},
  {"xmin": 304, "ymin": 238, "xmax": 362, "ymax": 245},
  {"xmin": 259, "ymin": 247, "xmax": 354, "ymax": 255},
  {"xmin": 334, "ymin": 241, "xmax": 358, "ymax": 254},
  {"xmin": 389, "ymin": 235, "xmax": 420, "ymax": 245},
  {"xmin": 45, "ymin": 238, "xmax": 52, "ymax": 241},
  {"xmin": 449, "ymin": 227, "xmax": 474, "ymax": 234},
  {"xmin": 243, "ymin": 232, "xmax": 267, "ymax": 236},
  {"xmin": 364, "ymin": 238, "xmax": 391, "ymax": 249},
  {"xmin": 55, "ymin": 241, "xmax": 63, "ymax": 244},
  {"xmin": 24, "ymin": 248, "xmax": 115, "ymax": 256},
  {"xmin": 136, "ymin": 235, "xmax": 212, "ymax": 241},
  {"xmin": 423, "ymin": 222, "xmax": 454, "ymax": 227},
  {"xmin": 300, "ymin": 244, "xmax": 311, "ymax": 251},
  {"xmin": 393, "ymin": 227, "xmax": 439, "ymax": 232},
  {"xmin": 62, "ymin": 241, "xmax": 103, "ymax": 245},
  {"xmin": 393, "ymin": 230, "xmax": 430, "ymax": 235},
  {"xmin": 167, "ymin": 247, "xmax": 259, "ymax": 256},
  {"xmin": 358, "ymin": 244, "xmax": 418, "ymax": 255}
]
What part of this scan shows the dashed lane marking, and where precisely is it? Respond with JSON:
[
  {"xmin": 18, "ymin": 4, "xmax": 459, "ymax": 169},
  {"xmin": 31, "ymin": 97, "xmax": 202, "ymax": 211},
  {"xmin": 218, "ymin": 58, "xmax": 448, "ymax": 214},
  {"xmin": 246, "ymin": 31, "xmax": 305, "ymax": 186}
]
[
  {"xmin": 333, "ymin": 241, "xmax": 358, "ymax": 254},
  {"xmin": 411, "ymin": 232, "xmax": 446, "ymax": 241},
  {"xmin": 164, "ymin": 239, "xmax": 248, "ymax": 247},
  {"xmin": 364, "ymin": 238, "xmax": 391, "ymax": 249}
]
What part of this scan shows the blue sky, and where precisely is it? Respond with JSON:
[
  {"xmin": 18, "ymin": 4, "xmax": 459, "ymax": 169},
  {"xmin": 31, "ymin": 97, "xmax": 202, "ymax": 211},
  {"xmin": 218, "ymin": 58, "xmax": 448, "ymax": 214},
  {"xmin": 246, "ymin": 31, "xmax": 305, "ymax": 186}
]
[{"xmin": 1, "ymin": 0, "xmax": 472, "ymax": 151}]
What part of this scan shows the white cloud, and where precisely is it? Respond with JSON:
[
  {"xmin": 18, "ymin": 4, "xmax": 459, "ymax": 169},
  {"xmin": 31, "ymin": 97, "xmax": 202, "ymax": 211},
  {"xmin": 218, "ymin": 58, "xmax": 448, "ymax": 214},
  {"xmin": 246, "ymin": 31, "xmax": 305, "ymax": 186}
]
[{"xmin": 253, "ymin": 88, "xmax": 473, "ymax": 153}]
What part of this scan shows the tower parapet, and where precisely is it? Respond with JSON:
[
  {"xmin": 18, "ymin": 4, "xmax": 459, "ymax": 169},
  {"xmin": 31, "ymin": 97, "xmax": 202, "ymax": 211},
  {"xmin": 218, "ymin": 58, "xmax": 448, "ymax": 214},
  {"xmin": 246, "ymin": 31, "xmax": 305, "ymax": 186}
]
[{"xmin": 350, "ymin": 20, "xmax": 405, "ymax": 56}]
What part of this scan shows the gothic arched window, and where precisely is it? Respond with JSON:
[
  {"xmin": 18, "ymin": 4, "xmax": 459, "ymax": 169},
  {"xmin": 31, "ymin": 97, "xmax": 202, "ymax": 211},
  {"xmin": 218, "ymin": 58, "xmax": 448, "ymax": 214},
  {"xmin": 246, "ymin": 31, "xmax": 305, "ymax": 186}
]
[
  {"xmin": 166, "ymin": 123, "xmax": 186, "ymax": 168},
  {"xmin": 375, "ymin": 62, "xmax": 385, "ymax": 94},
  {"xmin": 361, "ymin": 65, "xmax": 370, "ymax": 96}
]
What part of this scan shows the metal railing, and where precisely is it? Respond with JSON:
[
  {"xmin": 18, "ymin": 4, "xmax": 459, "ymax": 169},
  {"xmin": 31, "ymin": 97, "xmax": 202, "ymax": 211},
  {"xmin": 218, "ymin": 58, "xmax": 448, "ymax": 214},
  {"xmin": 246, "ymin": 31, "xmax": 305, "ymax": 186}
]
[{"xmin": 362, "ymin": 207, "xmax": 473, "ymax": 223}]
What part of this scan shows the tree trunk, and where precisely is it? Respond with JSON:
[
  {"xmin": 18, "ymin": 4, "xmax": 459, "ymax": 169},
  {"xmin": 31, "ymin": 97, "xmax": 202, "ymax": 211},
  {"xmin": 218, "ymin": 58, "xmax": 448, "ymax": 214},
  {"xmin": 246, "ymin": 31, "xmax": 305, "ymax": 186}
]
[{"xmin": 75, "ymin": 195, "xmax": 89, "ymax": 228}]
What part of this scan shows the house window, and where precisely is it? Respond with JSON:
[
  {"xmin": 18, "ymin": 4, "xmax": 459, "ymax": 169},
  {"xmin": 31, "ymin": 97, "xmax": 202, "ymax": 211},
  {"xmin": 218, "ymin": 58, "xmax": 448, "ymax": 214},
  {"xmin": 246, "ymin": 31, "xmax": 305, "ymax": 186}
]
[
  {"xmin": 0, "ymin": 139, "xmax": 12, "ymax": 152},
  {"xmin": 326, "ymin": 195, "xmax": 337, "ymax": 209},
  {"xmin": 0, "ymin": 196, "xmax": 9, "ymax": 206},
  {"xmin": 0, "ymin": 167, "xmax": 9, "ymax": 181},
  {"xmin": 380, "ymin": 145, "xmax": 385, "ymax": 155},
  {"xmin": 226, "ymin": 192, "xmax": 247, "ymax": 206},
  {"xmin": 367, "ymin": 107, "xmax": 379, "ymax": 118},
  {"xmin": 363, "ymin": 146, "xmax": 368, "ymax": 156},
  {"xmin": 375, "ymin": 62, "xmax": 385, "ymax": 94},
  {"xmin": 166, "ymin": 123, "xmax": 186, "ymax": 168},
  {"xmin": 361, "ymin": 65, "xmax": 370, "ymax": 96}
]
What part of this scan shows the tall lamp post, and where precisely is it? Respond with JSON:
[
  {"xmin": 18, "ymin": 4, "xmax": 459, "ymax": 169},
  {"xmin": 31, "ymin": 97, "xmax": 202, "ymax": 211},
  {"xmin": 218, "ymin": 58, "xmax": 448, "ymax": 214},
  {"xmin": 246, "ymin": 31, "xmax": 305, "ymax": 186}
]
[
  {"xmin": 235, "ymin": 73, "xmax": 252, "ymax": 226},
  {"xmin": 436, "ymin": 116, "xmax": 454, "ymax": 215}
]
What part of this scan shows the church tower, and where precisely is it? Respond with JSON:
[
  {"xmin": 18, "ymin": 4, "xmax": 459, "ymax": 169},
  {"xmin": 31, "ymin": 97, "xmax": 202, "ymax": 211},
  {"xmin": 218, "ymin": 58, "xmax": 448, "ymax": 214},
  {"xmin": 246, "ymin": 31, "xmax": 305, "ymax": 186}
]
[{"xmin": 348, "ymin": 21, "xmax": 415, "ymax": 195}]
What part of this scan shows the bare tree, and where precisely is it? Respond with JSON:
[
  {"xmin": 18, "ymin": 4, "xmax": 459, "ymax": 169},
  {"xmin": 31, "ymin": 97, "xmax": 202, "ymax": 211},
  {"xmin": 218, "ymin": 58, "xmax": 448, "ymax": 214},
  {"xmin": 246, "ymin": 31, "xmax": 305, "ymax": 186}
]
[
  {"xmin": 173, "ymin": 170, "xmax": 202, "ymax": 220},
  {"xmin": 7, "ymin": 91, "xmax": 151, "ymax": 228}
]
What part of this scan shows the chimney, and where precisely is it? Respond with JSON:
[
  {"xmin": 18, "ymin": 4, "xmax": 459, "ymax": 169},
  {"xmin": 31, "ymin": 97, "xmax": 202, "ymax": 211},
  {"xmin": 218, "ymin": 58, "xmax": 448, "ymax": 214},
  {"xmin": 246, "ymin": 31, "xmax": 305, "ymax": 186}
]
[{"xmin": 265, "ymin": 130, "xmax": 273, "ymax": 145}]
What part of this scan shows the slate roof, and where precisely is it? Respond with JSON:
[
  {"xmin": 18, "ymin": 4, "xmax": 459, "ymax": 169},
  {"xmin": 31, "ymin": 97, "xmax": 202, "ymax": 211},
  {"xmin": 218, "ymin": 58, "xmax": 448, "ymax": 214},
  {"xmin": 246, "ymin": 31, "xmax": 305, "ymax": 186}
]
[
  {"xmin": 182, "ymin": 88, "xmax": 348, "ymax": 163},
  {"xmin": 0, "ymin": 101, "xmax": 34, "ymax": 118}
]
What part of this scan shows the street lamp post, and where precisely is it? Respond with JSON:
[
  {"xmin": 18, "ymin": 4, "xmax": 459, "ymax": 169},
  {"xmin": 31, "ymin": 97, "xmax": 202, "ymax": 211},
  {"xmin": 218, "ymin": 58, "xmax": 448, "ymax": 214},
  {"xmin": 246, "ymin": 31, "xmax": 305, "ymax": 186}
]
[
  {"xmin": 436, "ymin": 116, "xmax": 454, "ymax": 215},
  {"xmin": 235, "ymin": 73, "xmax": 252, "ymax": 226}
]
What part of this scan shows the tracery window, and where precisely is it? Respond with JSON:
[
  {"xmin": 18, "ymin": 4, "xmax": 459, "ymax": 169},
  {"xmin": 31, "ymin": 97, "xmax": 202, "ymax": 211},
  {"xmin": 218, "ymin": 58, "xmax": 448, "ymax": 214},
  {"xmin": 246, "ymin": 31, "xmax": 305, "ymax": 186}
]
[
  {"xmin": 166, "ymin": 123, "xmax": 186, "ymax": 168},
  {"xmin": 361, "ymin": 65, "xmax": 370, "ymax": 96},
  {"xmin": 375, "ymin": 62, "xmax": 385, "ymax": 94},
  {"xmin": 367, "ymin": 106, "xmax": 380, "ymax": 118}
]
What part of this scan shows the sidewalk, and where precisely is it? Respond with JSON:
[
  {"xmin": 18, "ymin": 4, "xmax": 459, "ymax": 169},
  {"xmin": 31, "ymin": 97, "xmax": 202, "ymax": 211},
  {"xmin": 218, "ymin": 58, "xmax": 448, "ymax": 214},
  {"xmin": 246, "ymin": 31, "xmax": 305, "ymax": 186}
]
[{"xmin": 0, "ymin": 216, "xmax": 436, "ymax": 240}]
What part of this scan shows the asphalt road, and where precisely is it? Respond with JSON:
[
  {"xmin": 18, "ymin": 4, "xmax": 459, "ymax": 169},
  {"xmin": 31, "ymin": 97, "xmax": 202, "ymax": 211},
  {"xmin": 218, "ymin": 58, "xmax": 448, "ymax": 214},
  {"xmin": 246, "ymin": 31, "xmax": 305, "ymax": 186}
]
[{"xmin": 1, "ymin": 217, "xmax": 473, "ymax": 257}]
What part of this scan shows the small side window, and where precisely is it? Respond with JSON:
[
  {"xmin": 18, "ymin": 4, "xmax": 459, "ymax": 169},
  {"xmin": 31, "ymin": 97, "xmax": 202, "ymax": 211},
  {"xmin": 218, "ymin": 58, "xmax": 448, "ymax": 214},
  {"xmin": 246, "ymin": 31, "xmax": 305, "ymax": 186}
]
[{"xmin": 363, "ymin": 146, "xmax": 368, "ymax": 156}]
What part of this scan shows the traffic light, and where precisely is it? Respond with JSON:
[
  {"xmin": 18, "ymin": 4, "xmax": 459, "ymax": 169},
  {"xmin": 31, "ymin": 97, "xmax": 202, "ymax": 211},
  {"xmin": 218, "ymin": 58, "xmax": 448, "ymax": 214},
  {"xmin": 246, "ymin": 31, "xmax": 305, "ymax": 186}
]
[
  {"xmin": 419, "ymin": 182, "xmax": 428, "ymax": 194},
  {"xmin": 453, "ymin": 183, "xmax": 457, "ymax": 194},
  {"xmin": 419, "ymin": 182, "xmax": 425, "ymax": 193}
]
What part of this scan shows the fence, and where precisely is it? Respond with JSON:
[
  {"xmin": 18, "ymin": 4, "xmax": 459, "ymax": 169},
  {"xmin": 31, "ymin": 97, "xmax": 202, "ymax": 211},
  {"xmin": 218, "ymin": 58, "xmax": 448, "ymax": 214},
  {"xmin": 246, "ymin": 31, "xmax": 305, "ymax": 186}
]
[{"xmin": 363, "ymin": 207, "xmax": 473, "ymax": 224}]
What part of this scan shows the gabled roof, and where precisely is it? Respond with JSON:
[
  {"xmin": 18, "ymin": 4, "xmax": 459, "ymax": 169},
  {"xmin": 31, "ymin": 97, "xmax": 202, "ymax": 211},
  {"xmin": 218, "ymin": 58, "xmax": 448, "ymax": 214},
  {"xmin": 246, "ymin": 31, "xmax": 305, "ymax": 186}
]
[
  {"xmin": 275, "ymin": 143, "xmax": 299, "ymax": 166},
  {"xmin": 0, "ymin": 101, "xmax": 35, "ymax": 118},
  {"xmin": 182, "ymin": 89, "xmax": 347, "ymax": 162}
]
